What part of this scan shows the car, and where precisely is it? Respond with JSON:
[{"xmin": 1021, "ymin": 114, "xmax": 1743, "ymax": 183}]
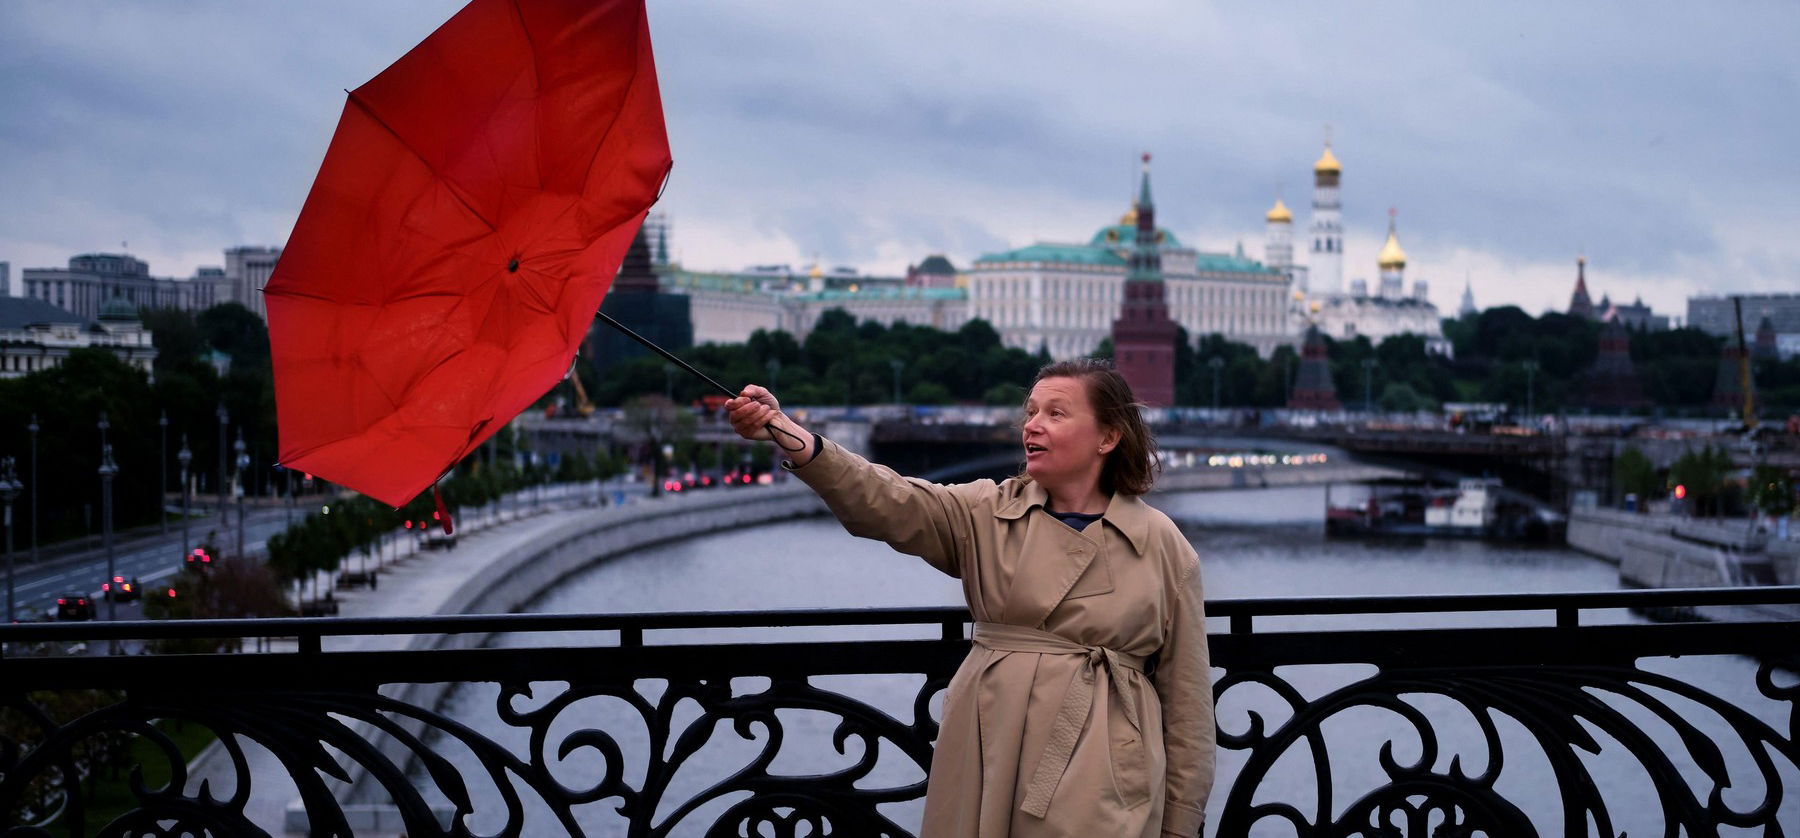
[
  {"xmin": 56, "ymin": 593, "xmax": 94, "ymax": 621},
  {"xmin": 102, "ymin": 575, "xmax": 141, "ymax": 602}
]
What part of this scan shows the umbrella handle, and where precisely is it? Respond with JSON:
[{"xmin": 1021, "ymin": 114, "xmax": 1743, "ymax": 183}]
[{"xmin": 593, "ymin": 311, "xmax": 808, "ymax": 453}]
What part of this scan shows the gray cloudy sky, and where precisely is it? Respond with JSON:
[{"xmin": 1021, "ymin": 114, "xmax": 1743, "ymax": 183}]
[{"xmin": 2, "ymin": 1, "xmax": 1795, "ymax": 319}]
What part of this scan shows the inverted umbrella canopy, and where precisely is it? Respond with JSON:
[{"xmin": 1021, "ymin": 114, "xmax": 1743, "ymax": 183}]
[{"xmin": 266, "ymin": 0, "xmax": 671, "ymax": 507}]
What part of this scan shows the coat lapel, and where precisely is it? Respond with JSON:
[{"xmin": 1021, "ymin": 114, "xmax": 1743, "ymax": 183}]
[{"xmin": 994, "ymin": 480, "xmax": 1105, "ymax": 628}]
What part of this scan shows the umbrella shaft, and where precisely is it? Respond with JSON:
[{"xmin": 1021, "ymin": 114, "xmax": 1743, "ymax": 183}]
[{"xmin": 595, "ymin": 311, "xmax": 735, "ymax": 398}]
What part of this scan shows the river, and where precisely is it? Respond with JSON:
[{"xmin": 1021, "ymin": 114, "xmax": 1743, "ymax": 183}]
[{"xmin": 428, "ymin": 485, "xmax": 1794, "ymax": 836}]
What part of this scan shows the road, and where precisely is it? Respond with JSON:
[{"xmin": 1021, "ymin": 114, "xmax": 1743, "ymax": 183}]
[
  {"xmin": 3, "ymin": 504, "xmax": 304, "ymax": 623},
  {"xmin": 4, "ymin": 480, "xmax": 652, "ymax": 624}
]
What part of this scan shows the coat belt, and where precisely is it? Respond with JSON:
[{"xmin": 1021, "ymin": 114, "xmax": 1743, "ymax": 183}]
[{"xmin": 972, "ymin": 621, "xmax": 1149, "ymax": 817}]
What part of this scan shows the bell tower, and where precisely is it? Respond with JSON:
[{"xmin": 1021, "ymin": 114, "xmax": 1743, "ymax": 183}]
[{"xmin": 1308, "ymin": 137, "xmax": 1344, "ymax": 295}]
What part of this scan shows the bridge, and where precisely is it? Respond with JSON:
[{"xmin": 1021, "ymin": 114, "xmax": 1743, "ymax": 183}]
[
  {"xmin": 518, "ymin": 405, "xmax": 1799, "ymax": 505},
  {"xmin": 3, "ymin": 587, "xmax": 1795, "ymax": 836},
  {"xmin": 2, "ymin": 474, "xmax": 1796, "ymax": 836}
]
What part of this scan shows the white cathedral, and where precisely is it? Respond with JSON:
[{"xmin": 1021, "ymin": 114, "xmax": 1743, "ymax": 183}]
[{"xmin": 1266, "ymin": 144, "xmax": 1450, "ymax": 356}]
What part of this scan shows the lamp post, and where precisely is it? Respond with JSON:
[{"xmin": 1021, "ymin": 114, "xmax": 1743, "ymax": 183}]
[
  {"xmin": 766, "ymin": 357, "xmax": 780, "ymax": 391},
  {"xmin": 1361, "ymin": 359, "xmax": 1378, "ymax": 415},
  {"xmin": 98, "ymin": 412, "xmax": 118, "ymax": 627},
  {"xmin": 889, "ymin": 359, "xmax": 905, "ymax": 404},
  {"xmin": 216, "ymin": 403, "xmax": 228, "ymax": 534},
  {"xmin": 177, "ymin": 435, "xmax": 192, "ymax": 561},
  {"xmin": 663, "ymin": 363, "xmax": 676, "ymax": 402},
  {"xmin": 235, "ymin": 430, "xmax": 249, "ymax": 560},
  {"xmin": 2, "ymin": 457, "xmax": 22, "ymax": 622},
  {"xmin": 158, "ymin": 411, "xmax": 168, "ymax": 534},
  {"xmin": 1522, "ymin": 360, "xmax": 1539, "ymax": 422},
  {"xmin": 1208, "ymin": 356, "xmax": 1225, "ymax": 411},
  {"xmin": 27, "ymin": 414, "xmax": 38, "ymax": 564}
]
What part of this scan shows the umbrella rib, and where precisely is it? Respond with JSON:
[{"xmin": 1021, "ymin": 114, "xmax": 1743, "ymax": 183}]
[
  {"xmin": 577, "ymin": 1, "xmax": 649, "ymax": 197},
  {"xmin": 346, "ymin": 91, "xmax": 498, "ymax": 234}
]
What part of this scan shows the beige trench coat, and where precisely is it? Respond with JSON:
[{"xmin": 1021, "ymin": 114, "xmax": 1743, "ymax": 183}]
[{"xmin": 791, "ymin": 439, "xmax": 1215, "ymax": 837}]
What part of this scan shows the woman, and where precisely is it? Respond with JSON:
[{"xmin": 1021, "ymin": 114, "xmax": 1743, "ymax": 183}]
[{"xmin": 725, "ymin": 358, "xmax": 1214, "ymax": 838}]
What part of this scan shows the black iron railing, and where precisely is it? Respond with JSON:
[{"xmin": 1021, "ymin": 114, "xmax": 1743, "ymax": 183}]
[{"xmin": 3, "ymin": 586, "xmax": 1797, "ymax": 837}]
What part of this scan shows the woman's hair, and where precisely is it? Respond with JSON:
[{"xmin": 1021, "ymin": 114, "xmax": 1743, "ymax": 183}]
[{"xmin": 1024, "ymin": 358, "xmax": 1159, "ymax": 496}]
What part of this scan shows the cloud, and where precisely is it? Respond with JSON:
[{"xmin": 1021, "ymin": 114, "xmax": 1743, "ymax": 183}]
[{"xmin": 1, "ymin": 0, "xmax": 1794, "ymax": 322}]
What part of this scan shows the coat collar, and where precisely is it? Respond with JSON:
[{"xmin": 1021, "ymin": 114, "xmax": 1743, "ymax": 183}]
[{"xmin": 995, "ymin": 478, "xmax": 1153, "ymax": 555}]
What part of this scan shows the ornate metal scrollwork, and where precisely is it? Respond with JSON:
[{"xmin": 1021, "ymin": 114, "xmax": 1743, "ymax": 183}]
[
  {"xmin": 3, "ymin": 672, "xmax": 951, "ymax": 838},
  {"xmin": 1213, "ymin": 659, "xmax": 1799, "ymax": 837},
  {"xmin": 4, "ymin": 597, "xmax": 1797, "ymax": 837}
]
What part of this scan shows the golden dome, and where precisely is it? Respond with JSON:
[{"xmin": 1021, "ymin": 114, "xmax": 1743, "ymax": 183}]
[
  {"xmin": 1314, "ymin": 145, "xmax": 1341, "ymax": 174},
  {"xmin": 1265, "ymin": 198, "xmax": 1293, "ymax": 223},
  {"xmin": 808, "ymin": 260, "xmax": 823, "ymax": 279},
  {"xmin": 1377, "ymin": 227, "xmax": 1407, "ymax": 269},
  {"xmin": 1120, "ymin": 206, "xmax": 1139, "ymax": 226}
]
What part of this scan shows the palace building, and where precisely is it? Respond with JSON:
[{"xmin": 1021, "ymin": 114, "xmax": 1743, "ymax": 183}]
[{"xmin": 969, "ymin": 159, "xmax": 1290, "ymax": 359}]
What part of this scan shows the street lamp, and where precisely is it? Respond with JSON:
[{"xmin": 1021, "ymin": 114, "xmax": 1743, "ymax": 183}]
[
  {"xmin": 216, "ymin": 403, "xmax": 229, "ymax": 534},
  {"xmin": 663, "ymin": 363, "xmax": 676, "ymax": 402},
  {"xmin": 1208, "ymin": 356, "xmax": 1225, "ymax": 411},
  {"xmin": 27, "ymin": 414, "xmax": 38, "ymax": 564},
  {"xmin": 235, "ymin": 430, "xmax": 249, "ymax": 560},
  {"xmin": 98, "ymin": 412, "xmax": 119, "ymax": 628},
  {"xmin": 766, "ymin": 357, "xmax": 780, "ymax": 391},
  {"xmin": 889, "ymin": 359, "xmax": 905, "ymax": 404},
  {"xmin": 1522, "ymin": 360, "xmax": 1539, "ymax": 422},
  {"xmin": 177, "ymin": 435, "xmax": 192, "ymax": 562},
  {"xmin": 1361, "ymin": 359, "xmax": 1378, "ymax": 415},
  {"xmin": 2, "ymin": 457, "xmax": 22, "ymax": 623},
  {"xmin": 158, "ymin": 411, "xmax": 168, "ymax": 534}
]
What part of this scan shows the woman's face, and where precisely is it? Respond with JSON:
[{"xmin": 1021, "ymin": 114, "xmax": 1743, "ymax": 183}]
[{"xmin": 1022, "ymin": 376, "xmax": 1120, "ymax": 492}]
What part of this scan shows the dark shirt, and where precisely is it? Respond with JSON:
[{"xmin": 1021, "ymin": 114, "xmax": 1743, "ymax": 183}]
[{"xmin": 1046, "ymin": 507, "xmax": 1103, "ymax": 532}]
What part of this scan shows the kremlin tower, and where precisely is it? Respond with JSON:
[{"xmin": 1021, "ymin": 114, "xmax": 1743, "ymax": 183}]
[
  {"xmin": 1289, "ymin": 323, "xmax": 1340, "ymax": 409},
  {"xmin": 1308, "ymin": 142, "xmax": 1344, "ymax": 295},
  {"xmin": 1111, "ymin": 153, "xmax": 1178, "ymax": 406},
  {"xmin": 1568, "ymin": 256, "xmax": 1596, "ymax": 319},
  {"xmin": 1578, "ymin": 319, "xmax": 1649, "ymax": 411}
]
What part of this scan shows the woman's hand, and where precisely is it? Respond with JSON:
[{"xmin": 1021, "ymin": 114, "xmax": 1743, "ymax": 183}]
[
  {"xmin": 726, "ymin": 385, "xmax": 816, "ymax": 466},
  {"xmin": 725, "ymin": 385, "xmax": 780, "ymax": 441}
]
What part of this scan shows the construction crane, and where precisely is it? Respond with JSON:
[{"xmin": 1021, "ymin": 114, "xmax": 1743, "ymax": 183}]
[{"xmin": 569, "ymin": 367, "xmax": 597, "ymax": 417}]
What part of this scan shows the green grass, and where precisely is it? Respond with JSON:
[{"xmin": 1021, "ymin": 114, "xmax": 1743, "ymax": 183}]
[{"xmin": 41, "ymin": 719, "xmax": 218, "ymax": 837}]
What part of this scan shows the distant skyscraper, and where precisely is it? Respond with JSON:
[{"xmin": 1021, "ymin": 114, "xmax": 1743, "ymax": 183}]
[
  {"xmin": 224, "ymin": 246, "xmax": 281, "ymax": 319},
  {"xmin": 1459, "ymin": 274, "xmax": 1477, "ymax": 318},
  {"xmin": 0, "ymin": 261, "xmax": 9, "ymax": 297},
  {"xmin": 1568, "ymin": 256, "xmax": 1595, "ymax": 320},
  {"xmin": 1111, "ymin": 154, "xmax": 1177, "ymax": 407},
  {"xmin": 1308, "ymin": 142, "xmax": 1344, "ymax": 296}
]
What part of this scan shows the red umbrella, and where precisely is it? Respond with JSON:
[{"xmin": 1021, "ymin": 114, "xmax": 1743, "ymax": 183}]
[{"xmin": 266, "ymin": 0, "xmax": 671, "ymax": 509}]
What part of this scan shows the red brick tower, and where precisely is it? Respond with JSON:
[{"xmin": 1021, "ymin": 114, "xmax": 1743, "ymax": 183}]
[
  {"xmin": 1288, "ymin": 323, "xmax": 1340, "ymax": 409},
  {"xmin": 1111, "ymin": 153, "xmax": 1178, "ymax": 406}
]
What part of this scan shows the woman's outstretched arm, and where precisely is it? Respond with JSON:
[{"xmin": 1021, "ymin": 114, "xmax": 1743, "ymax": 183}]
[{"xmin": 724, "ymin": 384, "xmax": 988, "ymax": 577}]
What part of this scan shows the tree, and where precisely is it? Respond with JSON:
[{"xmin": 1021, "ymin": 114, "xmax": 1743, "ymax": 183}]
[
  {"xmin": 1612, "ymin": 446, "xmax": 1660, "ymax": 510},
  {"xmin": 1751, "ymin": 465, "xmax": 1795, "ymax": 519},
  {"xmin": 1669, "ymin": 445, "xmax": 1732, "ymax": 517}
]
